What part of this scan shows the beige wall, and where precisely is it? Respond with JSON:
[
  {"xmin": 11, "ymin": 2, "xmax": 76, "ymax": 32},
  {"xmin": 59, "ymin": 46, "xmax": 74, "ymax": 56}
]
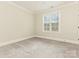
[
  {"xmin": 0, "ymin": 3, "xmax": 34, "ymax": 44},
  {"xmin": 0, "ymin": 2, "xmax": 78, "ymax": 46},
  {"xmin": 36, "ymin": 3, "xmax": 78, "ymax": 40}
]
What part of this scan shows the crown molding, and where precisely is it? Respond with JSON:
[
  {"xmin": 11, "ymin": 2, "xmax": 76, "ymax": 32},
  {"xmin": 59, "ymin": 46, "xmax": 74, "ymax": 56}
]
[
  {"xmin": 7, "ymin": 1, "xmax": 79, "ymax": 15},
  {"xmin": 8, "ymin": 2, "xmax": 34, "ymax": 14},
  {"xmin": 35, "ymin": 1, "xmax": 79, "ymax": 14}
]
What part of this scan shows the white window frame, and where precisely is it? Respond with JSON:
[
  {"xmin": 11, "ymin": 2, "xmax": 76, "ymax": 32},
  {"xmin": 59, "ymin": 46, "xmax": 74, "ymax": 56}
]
[{"xmin": 42, "ymin": 11, "xmax": 61, "ymax": 33}]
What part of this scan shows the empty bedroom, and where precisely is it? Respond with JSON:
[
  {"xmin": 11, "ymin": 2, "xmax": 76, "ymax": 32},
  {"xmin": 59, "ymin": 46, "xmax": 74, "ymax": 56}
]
[{"xmin": 0, "ymin": 0, "xmax": 79, "ymax": 58}]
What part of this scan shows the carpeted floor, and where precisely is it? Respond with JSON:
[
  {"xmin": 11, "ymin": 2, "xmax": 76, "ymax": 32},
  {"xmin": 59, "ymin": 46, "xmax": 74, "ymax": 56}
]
[{"xmin": 0, "ymin": 37, "xmax": 79, "ymax": 58}]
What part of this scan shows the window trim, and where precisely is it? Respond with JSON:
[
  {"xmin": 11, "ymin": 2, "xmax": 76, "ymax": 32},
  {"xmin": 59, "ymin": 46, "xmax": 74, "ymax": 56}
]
[{"xmin": 42, "ymin": 11, "xmax": 61, "ymax": 33}]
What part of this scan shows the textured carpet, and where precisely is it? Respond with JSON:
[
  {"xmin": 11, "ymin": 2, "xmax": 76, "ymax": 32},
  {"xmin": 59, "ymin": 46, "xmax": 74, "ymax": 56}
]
[{"xmin": 0, "ymin": 37, "xmax": 79, "ymax": 58}]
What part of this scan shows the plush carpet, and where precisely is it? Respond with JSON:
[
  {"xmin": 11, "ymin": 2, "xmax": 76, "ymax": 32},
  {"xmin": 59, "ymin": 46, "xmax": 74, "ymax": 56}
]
[{"xmin": 0, "ymin": 37, "xmax": 79, "ymax": 58}]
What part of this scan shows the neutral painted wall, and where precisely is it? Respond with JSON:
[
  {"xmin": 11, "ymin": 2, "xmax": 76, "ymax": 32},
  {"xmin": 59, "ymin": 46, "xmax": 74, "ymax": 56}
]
[
  {"xmin": 0, "ymin": 3, "xmax": 34, "ymax": 44},
  {"xmin": 0, "ymin": 2, "xmax": 78, "ymax": 46},
  {"xmin": 77, "ymin": 4, "xmax": 79, "ymax": 40},
  {"xmin": 36, "ymin": 3, "xmax": 78, "ymax": 40}
]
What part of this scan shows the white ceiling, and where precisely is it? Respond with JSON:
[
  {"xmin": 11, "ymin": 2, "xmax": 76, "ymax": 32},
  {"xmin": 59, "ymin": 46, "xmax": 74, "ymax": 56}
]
[{"xmin": 12, "ymin": 1, "xmax": 77, "ymax": 12}]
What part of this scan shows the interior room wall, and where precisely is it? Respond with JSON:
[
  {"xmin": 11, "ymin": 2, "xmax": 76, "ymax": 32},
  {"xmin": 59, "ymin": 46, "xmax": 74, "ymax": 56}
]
[
  {"xmin": 0, "ymin": 2, "xmax": 78, "ymax": 46},
  {"xmin": 0, "ymin": 2, "xmax": 35, "ymax": 46},
  {"xmin": 35, "ymin": 3, "xmax": 78, "ymax": 41}
]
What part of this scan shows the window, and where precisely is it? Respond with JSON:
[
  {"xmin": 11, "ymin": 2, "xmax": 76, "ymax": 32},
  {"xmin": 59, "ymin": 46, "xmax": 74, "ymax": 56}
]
[
  {"xmin": 43, "ymin": 11, "xmax": 59, "ymax": 32},
  {"xmin": 44, "ymin": 16, "xmax": 50, "ymax": 31}
]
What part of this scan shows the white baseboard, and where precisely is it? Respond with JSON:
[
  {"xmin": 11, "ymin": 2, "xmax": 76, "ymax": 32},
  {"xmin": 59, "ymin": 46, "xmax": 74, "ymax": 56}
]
[
  {"xmin": 0, "ymin": 36, "xmax": 34, "ymax": 47},
  {"xmin": 36, "ymin": 35, "xmax": 79, "ymax": 45},
  {"xmin": 0, "ymin": 35, "xmax": 79, "ymax": 47}
]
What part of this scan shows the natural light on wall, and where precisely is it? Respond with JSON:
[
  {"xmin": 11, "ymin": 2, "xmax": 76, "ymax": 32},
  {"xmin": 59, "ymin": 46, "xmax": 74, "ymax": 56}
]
[{"xmin": 43, "ymin": 11, "xmax": 59, "ymax": 32}]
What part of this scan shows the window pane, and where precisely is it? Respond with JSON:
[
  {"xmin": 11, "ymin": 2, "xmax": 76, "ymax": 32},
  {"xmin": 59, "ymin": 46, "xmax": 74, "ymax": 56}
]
[
  {"xmin": 51, "ymin": 14, "xmax": 59, "ymax": 23},
  {"xmin": 44, "ymin": 16, "xmax": 50, "ymax": 23},
  {"xmin": 51, "ymin": 23, "xmax": 58, "ymax": 31},
  {"xmin": 44, "ymin": 16, "xmax": 50, "ymax": 31},
  {"xmin": 50, "ymin": 13, "xmax": 59, "ymax": 31},
  {"xmin": 44, "ymin": 23, "xmax": 50, "ymax": 31}
]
